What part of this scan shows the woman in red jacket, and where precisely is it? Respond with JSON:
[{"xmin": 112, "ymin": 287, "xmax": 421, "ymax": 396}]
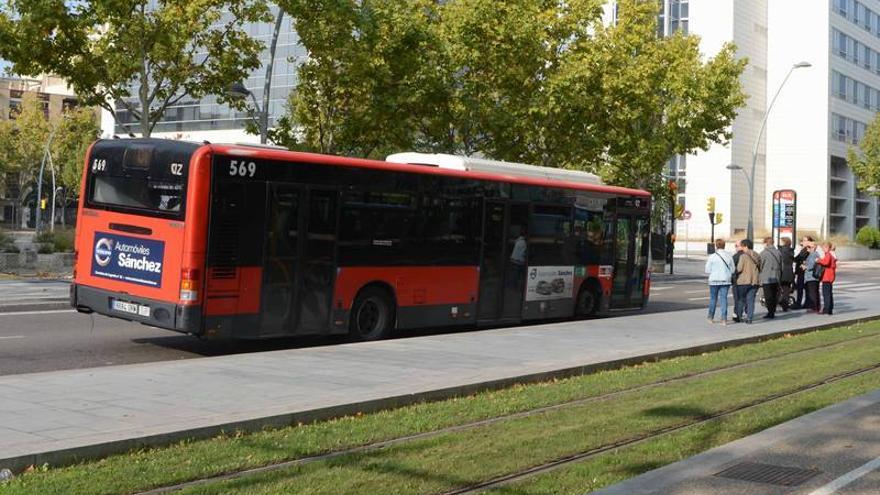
[{"xmin": 816, "ymin": 242, "xmax": 837, "ymax": 315}]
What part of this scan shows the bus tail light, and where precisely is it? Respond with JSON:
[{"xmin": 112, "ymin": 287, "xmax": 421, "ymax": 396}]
[{"xmin": 180, "ymin": 268, "xmax": 200, "ymax": 302}]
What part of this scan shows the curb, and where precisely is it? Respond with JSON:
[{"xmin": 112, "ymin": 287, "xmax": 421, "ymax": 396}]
[
  {"xmin": 0, "ymin": 300, "xmax": 70, "ymax": 313},
  {"xmin": 3, "ymin": 314, "xmax": 880, "ymax": 473}
]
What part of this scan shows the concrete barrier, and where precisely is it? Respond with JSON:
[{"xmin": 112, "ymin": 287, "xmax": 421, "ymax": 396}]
[
  {"xmin": 0, "ymin": 251, "xmax": 74, "ymax": 275},
  {"xmin": 836, "ymin": 245, "xmax": 880, "ymax": 261}
]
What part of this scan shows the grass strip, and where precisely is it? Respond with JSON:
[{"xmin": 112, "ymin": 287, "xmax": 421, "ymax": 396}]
[
  {"xmin": 4, "ymin": 321, "xmax": 880, "ymax": 495},
  {"xmin": 153, "ymin": 328, "xmax": 880, "ymax": 494},
  {"xmin": 489, "ymin": 369, "xmax": 880, "ymax": 494}
]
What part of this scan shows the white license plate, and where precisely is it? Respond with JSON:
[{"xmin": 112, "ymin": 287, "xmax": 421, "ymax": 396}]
[{"xmin": 112, "ymin": 300, "xmax": 150, "ymax": 317}]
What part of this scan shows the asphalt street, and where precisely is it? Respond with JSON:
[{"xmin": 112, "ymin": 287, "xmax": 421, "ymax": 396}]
[{"xmin": 1, "ymin": 259, "xmax": 878, "ymax": 376}]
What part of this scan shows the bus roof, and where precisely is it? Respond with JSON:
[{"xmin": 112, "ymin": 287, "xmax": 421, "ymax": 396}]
[
  {"xmin": 385, "ymin": 152, "xmax": 604, "ymax": 186},
  {"xmin": 209, "ymin": 142, "xmax": 651, "ymax": 198}
]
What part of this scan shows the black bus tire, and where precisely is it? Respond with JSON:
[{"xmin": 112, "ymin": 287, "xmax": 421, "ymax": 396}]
[
  {"xmin": 350, "ymin": 287, "xmax": 395, "ymax": 341},
  {"xmin": 576, "ymin": 282, "xmax": 600, "ymax": 318}
]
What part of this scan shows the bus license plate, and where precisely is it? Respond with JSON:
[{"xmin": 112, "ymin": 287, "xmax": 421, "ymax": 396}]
[{"xmin": 112, "ymin": 300, "xmax": 150, "ymax": 317}]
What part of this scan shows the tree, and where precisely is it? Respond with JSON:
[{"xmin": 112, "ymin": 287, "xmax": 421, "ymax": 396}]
[
  {"xmin": 0, "ymin": 93, "xmax": 50, "ymax": 227},
  {"xmin": 52, "ymin": 107, "xmax": 102, "ymax": 226},
  {"xmin": 276, "ymin": 0, "xmax": 747, "ymax": 199},
  {"xmin": 848, "ymin": 113, "xmax": 880, "ymax": 195},
  {"xmin": 0, "ymin": 0, "xmax": 271, "ymax": 137},
  {"xmin": 275, "ymin": 0, "xmax": 447, "ymax": 158}
]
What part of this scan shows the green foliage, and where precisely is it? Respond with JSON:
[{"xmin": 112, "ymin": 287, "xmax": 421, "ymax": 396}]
[
  {"xmin": 849, "ymin": 112, "xmax": 880, "ymax": 196},
  {"xmin": 52, "ymin": 107, "xmax": 101, "ymax": 196},
  {"xmin": 275, "ymin": 0, "xmax": 747, "ymax": 196},
  {"xmin": 0, "ymin": 228, "xmax": 18, "ymax": 253},
  {"xmin": 34, "ymin": 228, "xmax": 74, "ymax": 253},
  {"xmin": 0, "ymin": 0, "xmax": 271, "ymax": 137},
  {"xmin": 855, "ymin": 225, "xmax": 880, "ymax": 249}
]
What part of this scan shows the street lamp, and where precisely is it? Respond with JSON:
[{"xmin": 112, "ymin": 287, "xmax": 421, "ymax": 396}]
[
  {"xmin": 228, "ymin": 6, "xmax": 285, "ymax": 144},
  {"xmin": 727, "ymin": 163, "xmax": 753, "ymax": 238},
  {"xmin": 746, "ymin": 60, "xmax": 811, "ymax": 240}
]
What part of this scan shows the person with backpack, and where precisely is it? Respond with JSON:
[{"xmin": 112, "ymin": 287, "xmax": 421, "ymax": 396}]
[
  {"xmin": 705, "ymin": 238, "xmax": 735, "ymax": 325},
  {"xmin": 803, "ymin": 241, "xmax": 822, "ymax": 312},
  {"xmin": 815, "ymin": 241, "xmax": 837, "ymax": 315},
  {"xmin": 759, "ymin": 237, "xmax": 783, "ymax": 319},
  {"xmin": 735, "ymin": 239, "xmax": 762, "ymax": 324}
]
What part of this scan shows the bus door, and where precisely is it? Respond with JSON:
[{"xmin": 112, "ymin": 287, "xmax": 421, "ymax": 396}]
[
  {"xmin": 261, "ymin": 185, "xmax": 302, "ymax": 335},
  {"xmin": 477, "ymin": 201, "xmax": 529, "ymax": 323},
  {"xmin": 610, "ymin": 212, "xmax": 650, "ymax": 309},
  {"xmin": 261, "ymin": 186, "xmax": 338, "ymax": 336},
  {"xmin": 296, "ymin": 188, "xmax": 339, "ymax": 334}
]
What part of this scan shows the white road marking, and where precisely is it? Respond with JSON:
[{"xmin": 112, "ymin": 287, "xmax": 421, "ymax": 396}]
[
  {"xmin": 834, "ymin": 282, "xmax": 876, "ymax": 288},
  {"xmin": 0, "ymin": 309, "xmax": 76, "ymax": 317},
  {"xmin": 0, "ymin": 335, "xmax": 25, "ymax": 340},
  {"xmin": 651, "ymin": 286, "xmax": 672, "ymax": 291},
  {"xmin": 807, "ymin": 455, "xmax": 880, "ymax": 495},
  {"xmin": 847, "ymin": 286, "xmax": 880, "ymax": 292}
]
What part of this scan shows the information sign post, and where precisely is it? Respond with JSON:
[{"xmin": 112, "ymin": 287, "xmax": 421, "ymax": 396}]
[{"xmin": 772, "ymin": 190, "xmax": 797, "ymax": 246}]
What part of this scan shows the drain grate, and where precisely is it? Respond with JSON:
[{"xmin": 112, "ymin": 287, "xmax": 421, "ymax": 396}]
[{"xmin": 714, "ymin": 462, "xmax": 821, "ymax": 486}]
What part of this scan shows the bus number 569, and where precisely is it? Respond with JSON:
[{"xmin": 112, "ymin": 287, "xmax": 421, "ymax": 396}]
[{"xmin": 229, "ymin": 160, "xmax": 256, "ymax": 177}]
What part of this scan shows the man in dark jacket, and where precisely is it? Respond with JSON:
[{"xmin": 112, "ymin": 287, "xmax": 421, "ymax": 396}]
[
  {"xmin": 759, "ymin": 237, "xmax": 782, "ymax": 319},
  {"xmin": 778, "ymin": 237, "xmax": 795, "ymax": 311},
  {"xmin": 792, "ymin": 235, "xmax": 813, "ymax": 309},
  {"xmin": 732, "ymin": 240, "xmax": 744, "ymax": 322}
]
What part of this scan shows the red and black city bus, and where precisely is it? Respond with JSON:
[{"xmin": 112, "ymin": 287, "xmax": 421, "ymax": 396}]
[{"xmin": 71, "ymin": 139, "xmax": 651, "ymax": 340}]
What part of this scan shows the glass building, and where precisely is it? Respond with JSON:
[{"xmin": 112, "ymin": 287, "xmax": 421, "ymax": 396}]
[{"xmin": 114, "ymin": 6, "xmax": 305, "ymax": 137}]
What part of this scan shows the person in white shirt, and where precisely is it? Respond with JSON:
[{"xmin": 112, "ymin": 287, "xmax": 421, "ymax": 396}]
[{"xmin": 705, "ymin": 238, "xmax": 735, "ymax": 325}]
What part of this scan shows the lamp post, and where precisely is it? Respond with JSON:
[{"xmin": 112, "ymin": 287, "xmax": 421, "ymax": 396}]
[
  {"xmin": 228, "ymin": 6, "xmax": 285, "ymax": 144},
  {"xmin": 745, "ymin": 61, "xmax": 811, "ymax": 240}
]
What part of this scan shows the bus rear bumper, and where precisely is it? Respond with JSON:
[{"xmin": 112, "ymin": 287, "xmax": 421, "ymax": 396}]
[{"xmin": 70, "ymin": 283, "xmax": 202, "ymax": 335}]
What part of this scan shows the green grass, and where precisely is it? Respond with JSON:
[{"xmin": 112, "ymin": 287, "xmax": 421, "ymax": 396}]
[
  {"xmin": 490, "ymin": 370, "xmax": 880, "ymax": 494},
  {"xmin": 4, "ymin": 322, "xmax": 880, "ymax": 495},
  {"xmin": 168, "ymin": 332, "xmax": 880, "ymax": 494}
]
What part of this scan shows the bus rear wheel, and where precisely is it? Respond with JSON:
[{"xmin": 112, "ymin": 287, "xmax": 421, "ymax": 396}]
[
  {"xmin": 350, "ymin": 287, "xmax": 394, "ymax": 341},
  {"xmin": 576, "ymin": 283, "xmax": 600, "ymax": 318}
]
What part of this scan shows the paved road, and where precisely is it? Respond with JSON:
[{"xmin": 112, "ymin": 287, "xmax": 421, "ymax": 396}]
[{"xmin": 1, "ymin": 260, "xmax": 878, "ymax": 376}]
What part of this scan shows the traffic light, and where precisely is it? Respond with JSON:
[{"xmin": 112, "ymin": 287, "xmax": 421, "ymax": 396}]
[
  {"xmin": 715, "ymin": 213, "xmax": 723, "ymax": 224},
  {"xmin": 706, "ymin": 196, "xmax": 716, "ymax": 213},
  {"xmin": 40, "ymin": 198, "xmax": 47, "ymax": 210}
]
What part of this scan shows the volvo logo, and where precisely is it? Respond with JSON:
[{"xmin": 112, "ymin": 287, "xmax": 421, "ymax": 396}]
[{"xmin": 94, "ymin": 238, "xmax": 114, "ymax": 267}]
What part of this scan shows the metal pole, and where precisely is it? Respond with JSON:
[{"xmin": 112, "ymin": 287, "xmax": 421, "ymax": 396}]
[
  {"xmin": 259, "ymin": 7, "xmax": 285, "ymax": 144},
  {"xmin": 35, "ymin": 122, "xmax": 61, "ymax": 232},
  {"xmin": 49, "ymin": 154, "xmax": 56, "ymax": 232},
  {"xmin": 685, "ymin": 220, "xmax": 689, "ymax": 259},
  {"xmin": 749, "ymin": 65, "xmax": 797, "ymax": 240}
]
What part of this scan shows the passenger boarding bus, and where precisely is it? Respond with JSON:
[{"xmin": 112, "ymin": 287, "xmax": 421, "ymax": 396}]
[{"xmin": 71, "ymin": 139, "xmax": 651, "ymax": 340}]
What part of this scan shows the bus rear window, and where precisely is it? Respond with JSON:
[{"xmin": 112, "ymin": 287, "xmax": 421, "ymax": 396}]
[{"xmin": 90, "ymin": 175, "xmax": 185, "ymax": 217}]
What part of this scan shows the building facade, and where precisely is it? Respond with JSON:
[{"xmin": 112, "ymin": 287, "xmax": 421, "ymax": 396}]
[
  {"xmin": 646, "ymin": 0, "xmax": 880, "ymax": 240},
  {"xmin": 106, "ymin": 6, "xmax": 305, "ymax": 145}
]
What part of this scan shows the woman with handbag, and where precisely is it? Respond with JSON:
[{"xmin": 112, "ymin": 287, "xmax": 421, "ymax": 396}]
[
  {"xmin": 815, "ymin": 242, "xmax": 837, "ymax": 315},
  {"xmin": 705, "ymin": 238, "xmax": 735, "ymax": 325}
]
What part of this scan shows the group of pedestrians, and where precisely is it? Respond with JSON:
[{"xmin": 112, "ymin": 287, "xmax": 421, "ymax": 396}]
[{"xmin": 705, "ymin": 236, "xmax": 838, "ymax": 325}]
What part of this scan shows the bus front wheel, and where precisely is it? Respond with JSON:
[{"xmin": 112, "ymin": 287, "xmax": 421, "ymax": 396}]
[
  {"xmin": 576, "ymin": 283, "xmax": 600, "ymax": 318},
  {"xmin": 350, "ymin": 287, "xmax": 395, "ymax": 341}
]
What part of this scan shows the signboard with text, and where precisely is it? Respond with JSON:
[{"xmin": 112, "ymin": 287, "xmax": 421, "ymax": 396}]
[{"xmin": 772, "ymin": 190, "xmax": 797, "ymax": 247}]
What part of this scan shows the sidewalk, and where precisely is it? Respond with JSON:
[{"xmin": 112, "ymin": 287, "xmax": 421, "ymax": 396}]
[
  {"xmin": 0, "ymin": 279, "xmax": 70, "ymax": 313},
  {"xmin": 0, "ymin": 290, "xmax": 878, "ymax": 472},
  {"xmin": 596, "ymin": 389, "xmax": 880, "ymax": 495}
]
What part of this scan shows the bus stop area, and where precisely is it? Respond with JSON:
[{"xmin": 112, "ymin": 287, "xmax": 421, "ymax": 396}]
[{"xmin": 0, "ymin": 288, "xmax": 879, "ymax": 473}]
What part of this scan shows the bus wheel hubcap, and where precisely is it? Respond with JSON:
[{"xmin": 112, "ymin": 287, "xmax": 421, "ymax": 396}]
[{"xmin": 357, "ymin": 299, "xmax": 383, "ymax": 334}]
